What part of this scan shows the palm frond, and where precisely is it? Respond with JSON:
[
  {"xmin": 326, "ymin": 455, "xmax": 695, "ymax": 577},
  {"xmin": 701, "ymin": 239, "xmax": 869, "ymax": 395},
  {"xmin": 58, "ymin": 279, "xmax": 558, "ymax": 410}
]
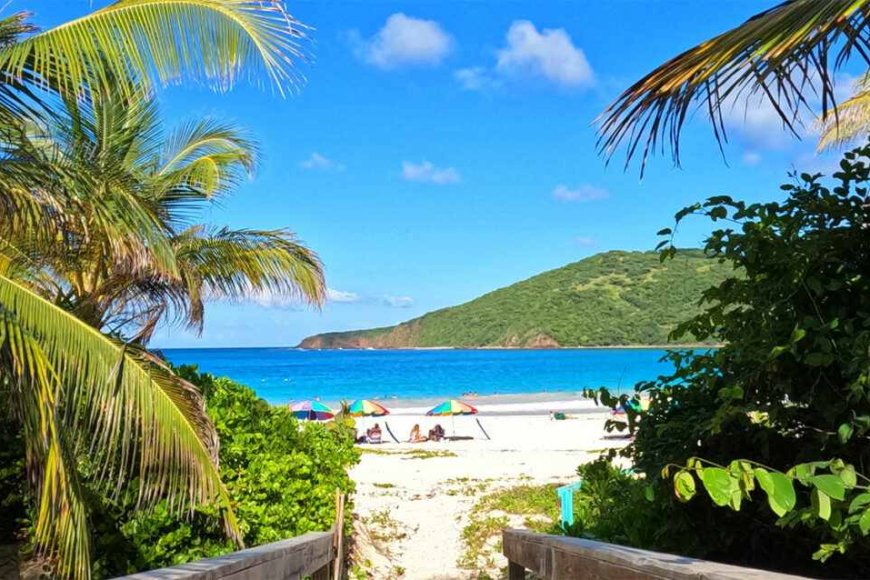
[
  {"xmin": 597, "ymin": 0, "xmax": 870, "ymax": 174},
  {"xmin": 157, "ymin": 119, "xmax": 257, "ymax": 209},
  {"xmin": 163, "ymin": 227, "xmax": 325, "ymax": 336},
  {"xmin": 0, "ymin": 1, "xmax": 309, "ymax": 99},
  {"xmin": 818, "ymin": 72, "xmax": 870, "ymax": 148},
  {"xmin": 0, "ymin": 275, "xmax": 241, "ymax": 576}
]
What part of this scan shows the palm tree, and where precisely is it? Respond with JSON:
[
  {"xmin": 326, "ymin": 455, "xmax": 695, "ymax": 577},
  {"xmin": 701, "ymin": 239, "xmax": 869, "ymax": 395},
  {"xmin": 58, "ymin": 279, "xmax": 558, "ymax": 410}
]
[
  {"xmin": 6, "ymin": 86, "xmax": 325, "ymax": 343},
  {"xmin": 596, "ymin": 1, "xmax": 870, "ymax": 173},
  {"xmin": 0, "ymin": 2, "xmax": 315, "ymax": 577}
]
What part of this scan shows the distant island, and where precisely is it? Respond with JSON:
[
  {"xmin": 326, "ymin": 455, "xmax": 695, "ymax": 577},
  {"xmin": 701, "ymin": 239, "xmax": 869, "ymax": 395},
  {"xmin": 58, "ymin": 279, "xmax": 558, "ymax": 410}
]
[{"xmin": 298, "ymin": 250, "xmax": 733, "ymax": 349}]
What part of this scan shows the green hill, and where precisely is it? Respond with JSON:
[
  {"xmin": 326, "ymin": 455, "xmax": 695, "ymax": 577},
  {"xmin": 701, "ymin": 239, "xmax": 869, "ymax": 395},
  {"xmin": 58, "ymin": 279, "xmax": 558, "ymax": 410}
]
[{"xmin": 299, "ymin": 250, "xmax": 733, "ymax": 349}]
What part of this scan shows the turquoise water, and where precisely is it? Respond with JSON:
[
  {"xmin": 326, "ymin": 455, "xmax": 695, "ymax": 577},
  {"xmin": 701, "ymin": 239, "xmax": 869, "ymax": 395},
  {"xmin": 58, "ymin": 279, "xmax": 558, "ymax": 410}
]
[{"xmin": 160, "ymin": 348, "xmax": 683, "ymax": 405}]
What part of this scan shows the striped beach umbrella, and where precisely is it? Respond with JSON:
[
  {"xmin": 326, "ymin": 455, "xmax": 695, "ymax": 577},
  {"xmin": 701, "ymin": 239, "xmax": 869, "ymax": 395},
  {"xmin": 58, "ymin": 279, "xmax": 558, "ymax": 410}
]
[
  {"xmin": 426, "ymin": 399, "xmax": 478, "ymax": 437},
  {"xmin": 426, "ymin": 399, "xmax": 478, "ymax": 416},
  {"xmin": 289, "ymin": 400, "xmax": 334, "ymax": 421},
  {"xmin": 348, "ymin": 399, "xmax": 390, "ymax": 417}
]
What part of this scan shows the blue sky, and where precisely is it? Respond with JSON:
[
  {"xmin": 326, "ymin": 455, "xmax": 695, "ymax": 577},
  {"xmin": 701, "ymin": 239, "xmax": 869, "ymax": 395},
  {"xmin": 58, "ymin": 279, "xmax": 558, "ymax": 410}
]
[{"xmin": 25, "ymin": 1, "xmax": 846, "ymax": 347}]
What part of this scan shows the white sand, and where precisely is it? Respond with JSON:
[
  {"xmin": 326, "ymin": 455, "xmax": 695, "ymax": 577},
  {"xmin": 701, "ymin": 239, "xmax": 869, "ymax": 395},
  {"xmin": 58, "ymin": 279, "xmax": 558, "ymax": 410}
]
[{"xmin": 350, "ymin": 397, "xmax": 628, "ymax": 579}]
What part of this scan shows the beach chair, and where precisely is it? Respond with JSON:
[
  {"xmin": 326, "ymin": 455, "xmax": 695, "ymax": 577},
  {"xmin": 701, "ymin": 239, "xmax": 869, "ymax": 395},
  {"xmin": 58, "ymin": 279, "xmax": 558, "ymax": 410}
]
[{"xmin": 367, "ymin": 431, "xmax": 383, "ymax": 444}]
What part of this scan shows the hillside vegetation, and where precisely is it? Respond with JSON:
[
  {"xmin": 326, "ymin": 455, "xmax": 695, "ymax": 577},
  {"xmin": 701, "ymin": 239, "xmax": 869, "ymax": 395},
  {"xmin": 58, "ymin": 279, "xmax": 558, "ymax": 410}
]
[{"xmin": 299, "ymin": 250, "xmax": 733, "ymax": 349}]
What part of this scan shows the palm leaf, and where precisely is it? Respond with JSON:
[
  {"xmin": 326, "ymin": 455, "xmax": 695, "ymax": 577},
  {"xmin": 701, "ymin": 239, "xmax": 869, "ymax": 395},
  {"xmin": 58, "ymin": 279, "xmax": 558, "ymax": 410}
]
[
  {"xmin": 0, "ymin": 274, "xmax": 240, "ymax": 577},
  {"xmin": 597, "ymin": 0, "xmax": 870, "ymax": 173},
  {"xmin": 0, "ymin": 1, "xmax": 309, "ymax": 99},
  {"xmin": 156, "ymin": 119, "xmax": 257, "ymax": 218},
  {"xmin": 818, "ymin": 73, "xmax": 870, "ymax": 148},
  {"xmin": 136, "ymin": 227, "xmax": 325, "ymax": 339}
]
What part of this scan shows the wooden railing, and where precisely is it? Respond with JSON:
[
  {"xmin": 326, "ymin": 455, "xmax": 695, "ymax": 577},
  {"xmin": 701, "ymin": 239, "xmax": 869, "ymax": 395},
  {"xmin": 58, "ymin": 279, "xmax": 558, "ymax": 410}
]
[
  {"xmin": 503, "ymin": 529, "xmax": 807, "ymax": 579},
  {"xmin": 116, "ymin": 531, "xmax": 335, "ymax": 580}
]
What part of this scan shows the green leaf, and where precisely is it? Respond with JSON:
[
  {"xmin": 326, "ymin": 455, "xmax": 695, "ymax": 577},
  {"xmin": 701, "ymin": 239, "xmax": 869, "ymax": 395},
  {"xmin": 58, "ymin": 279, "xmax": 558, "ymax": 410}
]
[
  {"xmin": 644, "ymin": 484, "xmax": 655, "ymax": 502},
  {"xmin": 812, "ymin": 488, "xmax": 832, "ymax": 521},
  {"xmin": 700, "ymin": 467, "xmax": 734, "ymax": 507},
  {"xmin": 789, "ymin": 327, "xmax": 807, "ymax": 343},
  {"xmin": 811, "ymin": 474, "xmax": 847, "ymax": 500},
  {"xmin": 838, "ymin": 465, "xmax": 857, "ymax": 489},
  {"xmin": 838, "ymin": 423, "xmax": 854, "ymax": 444},
  {"xmin": 849, "ymin": 493, "xmax": 870, "ymax": 514},
  {"xmin": 755, "ymin": 468, "xmax": 796, "ymax": 517},
  {"xmin": 674, "ymin": 471, "xmax": 696, "ymax": 502},
  {"xmin": 805, "ymin": 352, "xmax": 833, "ymax": 366},
  {"xmin": 859, "ymin": 510, "xmax": 870, "ymax": 535}
]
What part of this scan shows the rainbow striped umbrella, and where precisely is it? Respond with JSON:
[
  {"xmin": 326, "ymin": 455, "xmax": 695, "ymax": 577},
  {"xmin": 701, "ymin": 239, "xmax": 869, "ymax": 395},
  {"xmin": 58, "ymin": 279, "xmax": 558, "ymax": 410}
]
[
  {"xmin": 348, "ymin": 399, "xmax": 390, "ymax": 417},
  {"xmin": 426, "ymin": 399, "xmax": 478, "ymax": 437},
  {"xmin": 426, "ymin": 399, "xmax": 478, "ymax": 416},
  {"xmin": 289, "ymin": 400, "xmax": 334, "ymax": 421}
]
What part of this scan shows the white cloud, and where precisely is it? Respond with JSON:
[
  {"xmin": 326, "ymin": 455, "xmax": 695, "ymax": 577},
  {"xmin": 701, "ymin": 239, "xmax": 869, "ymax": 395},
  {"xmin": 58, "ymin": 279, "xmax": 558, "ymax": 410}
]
[
  {"xmin": 495, "ymin": 21, "xmax": 593, "ymax": 88},
  {"xmin": 553, "ymin": 184, "xmax": 608, "ymax": 202},
  {"xmin": 326, "ymin": 288, "xmax": 359, "ymax": 303},
  {"xmin": 742, "ymin": 151, "xmax": 762, "ymax": 166},
  {"xmin": 455, "ymin": 67, "xmax": 499, "ymax": 92},
  {"xmin": 401, "ymin": 160, "xmax": 460, "ymax": 184},
  {"xmin": 300, "ymin": 152, "xmax": 344, "ymax": 171},
  {"xmin": 383, "ymin": 295, "xmax": 414, "ymax": 308},
  {"xmin": 354, "ymin": 13, "xmax": 452, "ymax": 69},
  {"xmin": 573, "ymin": 236, "xmax": 595, "ymax": 247},
  {"xmin": 247, "ymin": 288, "xmax": 304, "ymax": 310}
]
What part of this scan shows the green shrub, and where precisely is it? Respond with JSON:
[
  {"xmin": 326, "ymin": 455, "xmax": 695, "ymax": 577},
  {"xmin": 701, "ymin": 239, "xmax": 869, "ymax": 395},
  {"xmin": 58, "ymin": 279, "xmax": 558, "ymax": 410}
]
[
  {"xmin": 90, "ymin": 367, "xmax": 359, "ymax": 577},
  {"xmin": 573, "ymin": 142, "xmax": 870, "ymax": 578}
]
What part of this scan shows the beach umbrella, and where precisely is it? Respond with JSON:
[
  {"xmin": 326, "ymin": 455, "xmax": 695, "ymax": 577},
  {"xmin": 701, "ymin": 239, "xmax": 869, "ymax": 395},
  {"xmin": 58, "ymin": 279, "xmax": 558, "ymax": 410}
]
[
  {"xmin": 426, "ymin": 399, "xmax": 478, "ymax": 437},
  {"xmin": 348, "ymin": 399, "xmax": 390, "ymax": 417},
  {"xmin": 347, "ymin": 399, "xmax": 392, "ymax": 440},
  {"xmin": 289, "ymin": 400, "xmax": 334, "ymax": 421}
]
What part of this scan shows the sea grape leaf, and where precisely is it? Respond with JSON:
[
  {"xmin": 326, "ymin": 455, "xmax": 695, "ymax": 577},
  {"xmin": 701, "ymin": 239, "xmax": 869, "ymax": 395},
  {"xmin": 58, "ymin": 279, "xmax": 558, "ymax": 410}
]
[
  {"xmin": 673, "ymin": 471, "xmax": 696, "ymax": 502},
  {"xmin": 838, "ymin": 465, "xmax": 858, "ymax": 489},
  {"xmin": 859, "ymin": 510, "xmax": 870, "ymax": 536},
  {"xmin": 812, "ymin": 488, "xmax": 832, "ymax": 521},
  {"xmin": 838, "ymin": 423, "xmax": 853, "ymax": 443},
  {"xmin": 811, "ymin": 474, "xmax": 848, "ymax": 500},
  {"xmin": 701, "ymin": 467, "xmax": 734, "ymax": 507},
  {"xmin": 755, "ymin": 468, "xmax": 795, "ymax": 517},
  {"xmin": 849, "ymin": 493, "xmax": 870, "ymax": 514}
]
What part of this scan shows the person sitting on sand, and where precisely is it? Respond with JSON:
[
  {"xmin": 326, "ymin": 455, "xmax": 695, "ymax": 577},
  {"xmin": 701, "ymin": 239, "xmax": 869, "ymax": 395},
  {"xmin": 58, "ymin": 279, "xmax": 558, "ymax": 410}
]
[
  {"xmin": 409, "ymin": 423, "xmax": 428, "ymax": 443},
  {"xmin": 368, "ymin": 423, "xmax": 382, "ymax": 443},
  {"xmin": 428, "ymin": 424, "xmax": 445, "ymax": 442}
]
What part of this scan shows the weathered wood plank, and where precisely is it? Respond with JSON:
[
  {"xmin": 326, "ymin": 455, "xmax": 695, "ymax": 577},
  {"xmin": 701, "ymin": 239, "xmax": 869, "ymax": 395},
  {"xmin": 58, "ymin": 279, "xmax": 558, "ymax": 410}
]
[
  {"xmin": 507, "ymin": 560, "xmax": 525, "ymax": 580},
  {"xmin": 115, "ymin": 532, "xmax": 334, "ymax": 580},
  {"xmin": 502, "ymin": 529, "xmax": 807, "ymax": 580}
]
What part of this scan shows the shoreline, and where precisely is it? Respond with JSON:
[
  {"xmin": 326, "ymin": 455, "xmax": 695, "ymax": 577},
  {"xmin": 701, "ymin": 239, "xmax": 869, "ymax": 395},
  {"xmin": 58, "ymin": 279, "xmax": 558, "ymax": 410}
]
[
  {"xmin": 297, "ymin": 343, "xmax": 720, "ymax": 351},
  {"xmin": 159, "ymin": 343, "xmax": 721, "ymax": 352},
  {"xmin": 321, "ymin": 390, "xmax": 604, "ymax": 414}
]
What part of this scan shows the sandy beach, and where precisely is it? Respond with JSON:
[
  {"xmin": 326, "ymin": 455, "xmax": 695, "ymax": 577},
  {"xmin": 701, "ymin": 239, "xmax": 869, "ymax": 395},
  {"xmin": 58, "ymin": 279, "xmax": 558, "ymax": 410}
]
[{"xmin": 350, "ymin": 395, "xmax": 628, "ymax": 579}]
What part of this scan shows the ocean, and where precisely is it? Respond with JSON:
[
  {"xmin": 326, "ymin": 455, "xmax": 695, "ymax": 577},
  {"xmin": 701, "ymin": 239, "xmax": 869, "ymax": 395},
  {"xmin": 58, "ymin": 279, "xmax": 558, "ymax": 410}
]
[{"xmin": 160, "ymin": 347, "xmax": 686, "ymax": 405}]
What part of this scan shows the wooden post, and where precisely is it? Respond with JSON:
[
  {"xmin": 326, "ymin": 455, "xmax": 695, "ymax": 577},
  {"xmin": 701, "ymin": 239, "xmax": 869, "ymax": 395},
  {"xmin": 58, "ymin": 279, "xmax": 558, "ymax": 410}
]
[
  {"xmin": 332, "ymin": 490, "xmax": 346, "ymax": 580},
  {"xmin": 508, "ymin": 560, "xmax": 525, "ymax": 580}
]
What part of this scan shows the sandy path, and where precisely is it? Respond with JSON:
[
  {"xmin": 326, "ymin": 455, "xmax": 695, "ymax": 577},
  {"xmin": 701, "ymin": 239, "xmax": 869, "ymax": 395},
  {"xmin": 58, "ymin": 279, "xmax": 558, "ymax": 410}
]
[{"xmin": 350, "ymin": 399, "xmax": 624, "ymax": 579}]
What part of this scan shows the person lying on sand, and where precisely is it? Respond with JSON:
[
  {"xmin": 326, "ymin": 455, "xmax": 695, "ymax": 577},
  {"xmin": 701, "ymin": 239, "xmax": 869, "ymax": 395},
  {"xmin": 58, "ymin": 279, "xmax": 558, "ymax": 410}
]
[{"xmin": 409, "ymin": 423, "xmax": 428, "ymax": 443}]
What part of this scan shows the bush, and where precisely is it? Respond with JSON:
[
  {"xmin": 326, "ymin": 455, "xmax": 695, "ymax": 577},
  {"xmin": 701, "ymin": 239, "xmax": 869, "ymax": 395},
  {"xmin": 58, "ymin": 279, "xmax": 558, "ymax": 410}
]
[
  {"xmin": 91, "ymin": 367, "xmax": 359, "ymax": 577},
  {"xmin": 572, "ymin": 142, "xmax": 870, "ymax": 578}
]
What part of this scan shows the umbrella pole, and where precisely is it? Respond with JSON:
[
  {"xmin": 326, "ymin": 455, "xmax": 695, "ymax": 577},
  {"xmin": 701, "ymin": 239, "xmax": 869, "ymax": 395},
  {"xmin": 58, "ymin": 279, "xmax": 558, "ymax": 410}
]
[{"xmin": 452, "ymin": 414, "xmax": 456, "ymax": 438}]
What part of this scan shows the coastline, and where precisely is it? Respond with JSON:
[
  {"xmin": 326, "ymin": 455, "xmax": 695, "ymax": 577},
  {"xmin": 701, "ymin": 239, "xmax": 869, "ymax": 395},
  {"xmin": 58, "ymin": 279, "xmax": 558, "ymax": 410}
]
[
  {"xmin": 322, "ymin": 390, "xmax": 601, "ymax": 414},
  {"xmin": 294, "ymin": 343, "xmax": 721, "ymax": 351}
]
